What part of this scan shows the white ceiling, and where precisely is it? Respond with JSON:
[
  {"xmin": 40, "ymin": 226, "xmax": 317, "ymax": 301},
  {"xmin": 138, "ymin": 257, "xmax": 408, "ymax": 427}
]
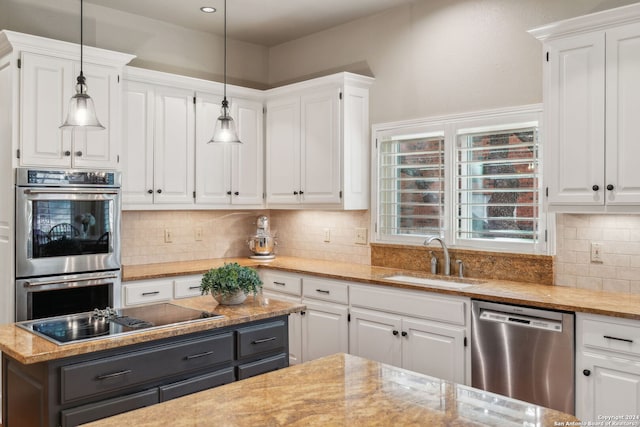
[{"xmin": 84, "ymin": 0, "xmax": 414, "ymax": 46}]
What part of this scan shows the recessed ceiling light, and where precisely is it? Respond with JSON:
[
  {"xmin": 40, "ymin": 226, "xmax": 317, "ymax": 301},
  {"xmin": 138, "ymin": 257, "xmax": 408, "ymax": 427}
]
[{"xmin": 200, "ymin": 6, "xmax": 216, "ymax": 13}]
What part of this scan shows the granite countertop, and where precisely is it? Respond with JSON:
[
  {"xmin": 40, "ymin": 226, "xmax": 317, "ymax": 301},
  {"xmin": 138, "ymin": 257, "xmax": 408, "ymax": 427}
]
[
  {"xmin": 0, "ymin": 295, "xmax": 304, "ymax": 365},
  {"xmin": 124, "ymin": 255, "xmax": 640, "ymax": 320},
  {"xmin": 81, "ymin": 353, "xmax": 579, "ymax": 427}
]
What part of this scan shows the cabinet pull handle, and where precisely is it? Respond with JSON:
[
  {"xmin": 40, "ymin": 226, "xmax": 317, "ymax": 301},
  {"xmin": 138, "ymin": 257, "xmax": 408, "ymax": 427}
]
[
  {"xmin": 185, "ymin": 350, "xmax": 215, "ymax": 360},
  {"xmin": 604, "ymin": 335, "xmax": 633, "ymax": 343},
  {"xmin": 583, "ymin": 369, "xmax": 591, "ymax": 377},
  {"xmin": 273, "ymin": 281, "xmax": 286, "ymax": 286},
  {"xmin": 227, "ymin": 191, "xmax": 232, "ymax": 195},
  {"xmin": 252, "ymin": 337, "xmax": 277, "ymax": 344},
  {"xmin": 234, "ymin": 191, "xmax": 239, "ymax": 196},
  {"xmin": 75, "ymin": 151, "xmax": 83, "ymax": 157},
  {"xmin": 607, "ymin": 184, "xmax": 614, "ymax": 191},
  {"xmin": 147, "ymin": 189, "xmax": 153, "ymax": 194},
  {"xmin": 401, "ymin": 331, "xmax": 408, "ymax": 337},
  {"xmin": 96, "ymin": 369, "xmax": 132, "ymax": 380},
  {"xmin": 315, "ymin": 289, "xmax": 330, "ymax": 294},
  {"xmin": 300, "ymin": 311, "xmax": 306, "ymax": 316},
  {"xmin": 188, "ymin": 285, "xmax": 200, "ymax": 290},
  {"xmin": 592, "ymin": 185, "xmax": 600, "ymax": 191},
  {"xmin": 293, "ymin": 191, "xmax": 299, "ymax": 195},
  {"xmin": 64, "ymin": 150, "xmax": 71, "ymax": 156},
  {"xmin": 392, "ymin": 330, "xmax": 399, "ymax": 336},
  {"xmin": 157, "ymin": 189, "xmax": 162, "ymax": 194},
  {"xmin": 142, "ymin": 291, "xmax": 160, "ymax": 296}
]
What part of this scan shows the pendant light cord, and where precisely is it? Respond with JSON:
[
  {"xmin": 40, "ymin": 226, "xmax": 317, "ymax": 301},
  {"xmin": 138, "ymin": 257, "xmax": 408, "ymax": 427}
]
[
  {"xmin": 79, "ymin": 0, "xmax": 85, "ymax": 83},
  {"xmin": 223, "ymin": 0, "xmax": 228, "ymax": 104}
]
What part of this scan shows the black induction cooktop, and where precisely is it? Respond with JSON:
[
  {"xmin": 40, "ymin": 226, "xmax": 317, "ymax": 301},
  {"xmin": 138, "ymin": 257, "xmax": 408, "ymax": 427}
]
[{"xmin": 17, "ymin": 303, "xmax": 224, "ymax": 345}]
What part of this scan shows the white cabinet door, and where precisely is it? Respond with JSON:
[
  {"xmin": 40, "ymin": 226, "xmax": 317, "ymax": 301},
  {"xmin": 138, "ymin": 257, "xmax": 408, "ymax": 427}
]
[
  {"xmin": 266, "ymin": 96, "xmax": 301, "ymax": 204},
  {"xmin": 300, "ymin": 88, "xmax": 341, "ymax": 204},
  {"xmin": 122, "ymin": 81, "xmax": 155, "ymax": 206},
  {"xmin": 195, "ymin": 92, "xmax": 230, "ymax": 205},
  {"xmin": 301, "ymin": 299, "xmax": 348, "ymax": 362},
  {"xmin": 20, "ymin": 52, "xmax": 73, "ymax": 167},
  {"xmin": 605, "ymin": 22, "xmax": 640, "ymax": 205},
  {"xmin": 71, "ymin": 61, "xmax": 120, "ymax": 169},
  {"xmin": 231, "ymin": 98, "xmax": 264, "ymax": 206},
  {"xmin": 545, "ymin": 32, "xmax": 605, "ymax": 205},
  {"xmin": 349, "ymin": 307, "xmax": 402, "ymax": 368},
  {"xmin": 263, "ymin": 290, "xmax": 302, "ymax": 365},
  {"xmin": 402, "ymin": 316, "xmax": 466, "ymax": 383},
  {"xmin": 153, "ymin": 86, "xmax": 195, "ymax": 205},
  {"xmin": 577, "ymin": 352, "xmax": 640, "ymax": 421}
]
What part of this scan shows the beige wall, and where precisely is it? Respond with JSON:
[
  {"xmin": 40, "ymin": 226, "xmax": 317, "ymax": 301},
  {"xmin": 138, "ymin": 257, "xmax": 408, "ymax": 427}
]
[{"xmin": 1, "ymin": 0, "xmax": 270, "ymax": 88}]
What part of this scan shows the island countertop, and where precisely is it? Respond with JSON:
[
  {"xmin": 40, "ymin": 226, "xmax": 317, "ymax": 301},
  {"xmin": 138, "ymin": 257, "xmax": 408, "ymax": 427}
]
[
  {"xmin": 0, "ymin": 295, "xmax": 304, "ymax": 364},
  {"xmin": 81, "ymin": 353, "xmax": 580, "ymax": 427},
  {"xmin": 124, "ymin": 256, "xmax": 640, "ymax": 320}
]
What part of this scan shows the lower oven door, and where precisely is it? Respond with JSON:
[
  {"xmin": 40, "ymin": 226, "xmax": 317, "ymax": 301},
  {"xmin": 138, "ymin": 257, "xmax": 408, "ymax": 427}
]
[
  {"xmin": 15, "ymin": 186, "xmax": 121, "ymax": 278},
  {"xmin": 15, "ymin": 270, "xmax": 121, "ymax": 321}
]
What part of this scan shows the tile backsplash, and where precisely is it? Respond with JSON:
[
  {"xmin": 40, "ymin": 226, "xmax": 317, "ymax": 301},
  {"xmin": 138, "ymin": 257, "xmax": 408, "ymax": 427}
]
[{"xmin": 555, "ymin": 213, "xmax": 640, "ymax": 293}]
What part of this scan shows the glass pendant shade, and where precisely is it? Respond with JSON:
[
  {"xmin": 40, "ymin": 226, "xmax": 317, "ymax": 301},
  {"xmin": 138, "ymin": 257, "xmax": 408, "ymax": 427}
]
[
  {"xmin": 209, "ymin": 99, "xmax": 240, "ymax": 143},
  {"xmin": 60, "ymin": 75, "xmax": 104, "ymax": 129}
]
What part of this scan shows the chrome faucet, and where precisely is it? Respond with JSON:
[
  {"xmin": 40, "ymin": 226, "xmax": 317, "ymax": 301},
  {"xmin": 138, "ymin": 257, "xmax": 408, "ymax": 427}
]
[{"xmin": 424, "ymin": 236, "xmax": 450, "ymax": 276}]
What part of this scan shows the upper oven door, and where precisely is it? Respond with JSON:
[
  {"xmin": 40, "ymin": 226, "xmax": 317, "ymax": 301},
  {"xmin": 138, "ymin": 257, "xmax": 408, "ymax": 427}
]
[{"xmin": 16, "ymin": 187, "xmax": 121, "ymax": 278}]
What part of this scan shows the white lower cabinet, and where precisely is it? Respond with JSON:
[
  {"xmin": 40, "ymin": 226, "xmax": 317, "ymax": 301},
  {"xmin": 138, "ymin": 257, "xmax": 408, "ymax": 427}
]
[
  {"xmin": 576, "ymin": 313, "xmax": 640, "ymax": 421},
  {"xmin": 349, "ymin": 286, "xmax": 468, "ymax": 384},
  {"xmin": 123, "ymin": 274, "xmax": 203, "ymax": 306}
]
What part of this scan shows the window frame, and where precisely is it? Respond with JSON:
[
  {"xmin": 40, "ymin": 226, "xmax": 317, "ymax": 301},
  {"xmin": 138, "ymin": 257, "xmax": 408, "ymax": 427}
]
[{"xmin": 371, "ymin": 104, "xmax": 547, "ymax": 254}]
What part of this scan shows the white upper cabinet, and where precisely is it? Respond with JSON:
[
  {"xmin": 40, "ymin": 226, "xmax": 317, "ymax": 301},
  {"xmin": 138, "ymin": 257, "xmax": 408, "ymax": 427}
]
[
  {"xmin": 0, "ymin": 31, "xmax": 134, "ymax": 170},
  {"xmin": 265, "ymin": 73, "xmax": 373, "ymax": 210},
  {"xmin": 195, "ymin": 93, "xmax": 264, "ymax": 208},
  {"xmin": 531, "ymin": 4, "xmax": 640, "ymax": 211}
]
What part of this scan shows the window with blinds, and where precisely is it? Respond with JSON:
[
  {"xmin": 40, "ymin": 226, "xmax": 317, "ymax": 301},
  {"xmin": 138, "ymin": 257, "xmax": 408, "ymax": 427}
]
[
  {"xmin": 378, "ymin": 132, "xmax": 445, "ymax": 238},
  {"xmin": 456, "ymin": 124, "xmax": 540, "ymax": 245}
]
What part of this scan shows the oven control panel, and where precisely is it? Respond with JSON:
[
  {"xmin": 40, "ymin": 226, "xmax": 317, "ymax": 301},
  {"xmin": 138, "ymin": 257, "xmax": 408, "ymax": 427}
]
[{"xmin": 17, "ymin": 169, "xmax": 120, "ymax": 187}]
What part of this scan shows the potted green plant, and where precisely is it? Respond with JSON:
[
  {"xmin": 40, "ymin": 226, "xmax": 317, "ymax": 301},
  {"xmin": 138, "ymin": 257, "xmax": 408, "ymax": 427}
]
[{"xmin": 200, "ymin": 262, "xmax": 263, "ymax": 305}]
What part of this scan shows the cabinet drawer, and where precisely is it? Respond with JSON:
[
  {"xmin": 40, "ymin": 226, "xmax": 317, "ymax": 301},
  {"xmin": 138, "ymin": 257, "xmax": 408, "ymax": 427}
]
[
  {"xmin": 159, "ymin": 367, "xmax": 235, "ymax": 401},
  {"xmin": 60, "ymin": 388, "xmax": 159, "ymax": 427},
  {"xmin": 124, "ymin": 279, "xmax": 173, "ymax": 305},
  {"xmin": 237, "ymin": 353, "xmax": 288, "ymax": 380},
  {"xmin": 174, "ymin": 275, "xmax": 203, "ymax": 299},
  {"xmin": 237, "ymin": 320, "xmax": 286, "ymax": 359},
  {"xmin": 350, "ymin": 284, "xmax": 467, "ymax": 326},
  {"xmin": 61, "ymin": 332, "xmax": 233, "ymax": 403},
  {"xmin": 261, "ymin": 271, "xmax": 301, "ymax": 296},
  {"xmin": 582, "ymin": 316, "xmax": 640, "ymax": 356},
  {"xmin": 302, "ymin": 277, "xmax": 348, "ymax": 304}
]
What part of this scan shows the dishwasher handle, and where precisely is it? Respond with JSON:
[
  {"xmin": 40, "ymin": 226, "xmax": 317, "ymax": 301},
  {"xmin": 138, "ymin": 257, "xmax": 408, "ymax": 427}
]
[{"xmin": 479, "ymin": 308, "xmax": 563, "ymax": 332}]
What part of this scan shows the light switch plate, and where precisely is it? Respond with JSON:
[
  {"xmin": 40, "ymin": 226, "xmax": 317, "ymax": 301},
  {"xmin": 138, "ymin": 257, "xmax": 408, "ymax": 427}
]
[
  {"xmin": 590, "ymin": 242, "xmax": 603, "ymax": 263},
  {"xmin": 323, "ymin": 228, "xmax": 331, "ymax": 243},
  {"xmin": 164, "ymin": 229, "xmax": 173, "ymax": 243},
  {"xmin": 355, "ymin": 228, "xmax": 368, "ymax": 245}
]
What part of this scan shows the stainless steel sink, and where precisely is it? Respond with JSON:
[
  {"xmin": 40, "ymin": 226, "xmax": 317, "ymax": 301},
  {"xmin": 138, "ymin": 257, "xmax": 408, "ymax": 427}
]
[{"xmin": 383, "ymin": 275, "xmax": 480, "ymax": 289}]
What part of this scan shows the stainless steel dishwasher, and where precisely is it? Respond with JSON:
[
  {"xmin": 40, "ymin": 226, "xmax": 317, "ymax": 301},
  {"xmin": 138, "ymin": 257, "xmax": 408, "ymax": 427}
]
[{"xmin": 471, "ymin": 300, "xmax": 575, "ymax": 414}]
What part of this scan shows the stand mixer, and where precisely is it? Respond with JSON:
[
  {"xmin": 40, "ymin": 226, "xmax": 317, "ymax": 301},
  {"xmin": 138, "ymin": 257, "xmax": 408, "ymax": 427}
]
[{"xmin": 248, "ymin": 215, "xmax": 276, "ymax": 260}]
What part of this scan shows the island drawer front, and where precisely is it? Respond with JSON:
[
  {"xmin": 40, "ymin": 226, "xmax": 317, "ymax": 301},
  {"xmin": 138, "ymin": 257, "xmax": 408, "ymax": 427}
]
[
  {"xmin": 582, "ymin": 316, "xmax": 640, "ymax": 356},
  {"xmin": 237, "ymin": 320, "xmax": 286, "ymax": 359},
  {"xmin": 302, "ymin": 277, "xmax": 348, "ymax": 304},
  {"xmin": 61, "ymin": 332, "xmax": 234, "ymax": 403},
  {"xmin": 159, "ymin": 367, "xmax": 235, "ymax": 401},
  {"xmin": 60, "ymin": 388, "xmax": 159, "ymax": 427},
  {"xmin": 237, "ymin": 353, "xmax": 288, "ymax": 380},
  {"xmin": 174, "ymin": 275, "xmax": 203, "ymax": 299},
  {"xmin": 261, "ymin": 271, "xmax": 302, "ymax": 296},
  {"xmin": 124, "ymin": 280, "xmax": 173, "ymax": 305},
  {"xmin": 350, "ymin": 285, "xmax": 467, "ymax": 326}
]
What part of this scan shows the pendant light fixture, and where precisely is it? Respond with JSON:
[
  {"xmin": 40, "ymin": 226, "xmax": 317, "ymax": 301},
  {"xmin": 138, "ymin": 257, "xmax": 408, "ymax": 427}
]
[
  {"xmin": 60, "ymin": 0, "xmax": 104, "ymax": 130},
  {"xmin": 209, "ymin": 0, "xmax": 241, "ymax": 143}
]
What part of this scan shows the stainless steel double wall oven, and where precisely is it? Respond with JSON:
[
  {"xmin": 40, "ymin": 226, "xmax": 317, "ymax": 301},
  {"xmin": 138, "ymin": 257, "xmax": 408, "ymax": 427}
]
[{"xmin": 15, "ymin": 168, "xmax": 122, "ymax": 321}]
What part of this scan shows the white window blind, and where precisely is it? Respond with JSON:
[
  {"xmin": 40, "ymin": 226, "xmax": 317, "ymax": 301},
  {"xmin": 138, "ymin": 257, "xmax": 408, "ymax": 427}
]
[
  {"xmin": 378, "ymin": 132, "xmax": 445, "ymax": 238},
  {"xmin": 456, "ymin": 125, "xmax": 540, "ymax": 245}
]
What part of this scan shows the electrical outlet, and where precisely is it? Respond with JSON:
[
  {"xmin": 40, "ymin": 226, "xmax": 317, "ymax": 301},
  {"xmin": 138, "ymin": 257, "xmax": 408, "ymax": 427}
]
[
  {"xmin": 194, "ymin": 227, "xmax": 203, "ymax": 241},
  {"xmin": 590, "ymin": 242, "xmax": 603, "ymax": 263},
  {"xmin": 355, "ymin": 228, "xmax": 368, "ymax": 245},
  {"xmin": 323, "ymin": 228, "xmax": 331, "ymax": 243},
  {"xmin": 164, "ymin": 229, "xmax": 173, "ymax": 243}
]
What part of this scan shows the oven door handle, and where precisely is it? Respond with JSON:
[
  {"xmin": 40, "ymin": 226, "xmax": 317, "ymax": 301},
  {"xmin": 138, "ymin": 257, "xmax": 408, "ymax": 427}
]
[
  {"xmin": 23, "ymin": 189, "xmax": 120, "ymax": 195},
  {"xmin": 23, "ymin": 274, "xmax": 119, "ymax": 288}
]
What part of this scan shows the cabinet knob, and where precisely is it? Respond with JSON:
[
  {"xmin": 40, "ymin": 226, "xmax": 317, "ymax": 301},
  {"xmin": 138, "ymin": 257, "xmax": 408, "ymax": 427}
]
[
  {"xmin": 401, "ymin": 331, "xmax": 408, "ymax": 337},
  {"xmin": 300, "ymin": 190, "xmax": 304, "ymax": 195},
  {"xmin": 64, "ymin": 150, "xmax": 71, "ymax": 156},
  {"xmin": 156, "ymin": 189, "xmax": 162, "ymax": 194},
  {"xmin": 300, "ymin": 311, "xmax": 306, "ymax": 316},
  {"xmin": 583, "ymin": 369, "xmax": 591, "ymax": 377},
  {"xmin": 293, "ymin": 191, "xmax": 299, "ymax": 195},
  {"xmin": 227, "ymin": 191, "xmax": 232, "ymax": 195},
  {"xmin": 147, "ymin": 189, "xmax": 153, "ymax": 194},
  {"xmin": 392, "ymin": 330, "xmax": 399, "ymax": 336},
  {"xmin": 234, "ymin": 191, "xmax": 239, "ymax": 196},
  {"xmin": 607, "ymin": 184, "xmax": 614, "ymax": 191},
  {"xmin": 75, "ymin": 151, "xmax": 83, "ymax": 157},
  {"xmin": 592, "ymin": 185, "xmax": 599, "ymax": 191}
]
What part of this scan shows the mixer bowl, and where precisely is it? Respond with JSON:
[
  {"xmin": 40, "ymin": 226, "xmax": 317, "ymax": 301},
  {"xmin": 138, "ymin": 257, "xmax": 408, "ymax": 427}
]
[{"xmin": 248, "ymin": 235, "xmax": 275, "ymax": 255}]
